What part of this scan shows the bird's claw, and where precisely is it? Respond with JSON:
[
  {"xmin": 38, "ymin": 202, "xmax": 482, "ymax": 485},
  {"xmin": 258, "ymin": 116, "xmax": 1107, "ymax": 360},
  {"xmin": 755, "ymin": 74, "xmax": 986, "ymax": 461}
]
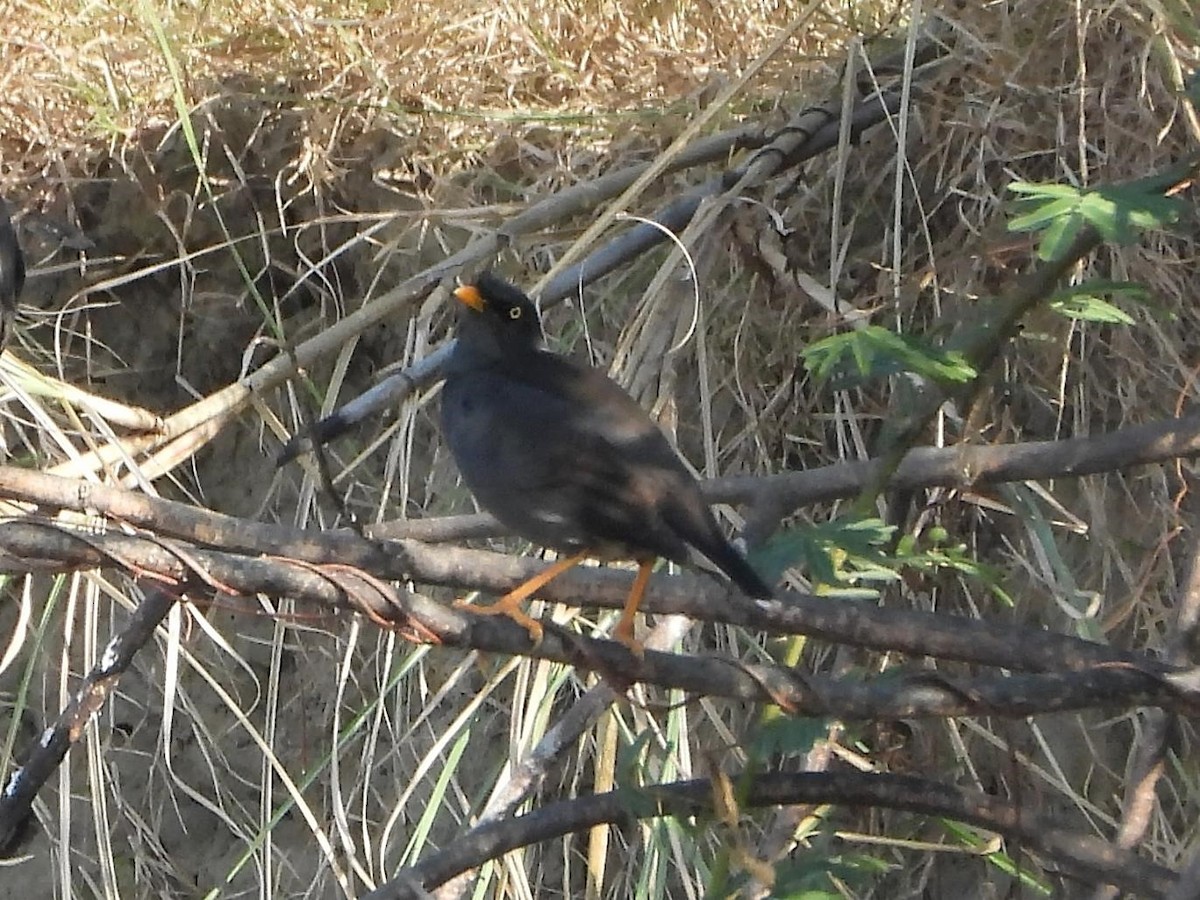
[{"xmin": 454, "ymin": 597, "xmax": 545, "ymax": 645}]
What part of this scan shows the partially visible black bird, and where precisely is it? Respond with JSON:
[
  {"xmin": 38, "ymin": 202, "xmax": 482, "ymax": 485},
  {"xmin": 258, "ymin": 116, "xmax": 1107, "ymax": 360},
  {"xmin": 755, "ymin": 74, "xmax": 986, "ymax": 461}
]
[
  {"xmin": 440, "ymin": 271, "xmax": 773, "ymax": 648},
  {"xmin": 0, "ymin": 199, "xmax": 24, "ymax": 353}
]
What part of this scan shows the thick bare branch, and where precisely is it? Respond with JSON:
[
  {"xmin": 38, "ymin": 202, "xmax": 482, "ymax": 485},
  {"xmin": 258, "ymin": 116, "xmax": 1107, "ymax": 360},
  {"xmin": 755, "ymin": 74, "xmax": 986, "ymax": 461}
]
[
  {"xmin": 365, "ymin": 413, "xmax": 1200, "ymax": 545},
  {"xmin": 0, "ymin": 516, "xmax": 1176, "ymax": 680}
]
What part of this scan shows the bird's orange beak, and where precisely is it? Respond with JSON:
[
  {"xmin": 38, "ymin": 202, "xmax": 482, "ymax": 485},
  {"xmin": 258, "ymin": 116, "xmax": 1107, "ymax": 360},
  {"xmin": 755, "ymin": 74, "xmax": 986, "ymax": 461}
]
[{"xmin": 453, "ymin": 284, "xmax": 486, "ymax": 311}]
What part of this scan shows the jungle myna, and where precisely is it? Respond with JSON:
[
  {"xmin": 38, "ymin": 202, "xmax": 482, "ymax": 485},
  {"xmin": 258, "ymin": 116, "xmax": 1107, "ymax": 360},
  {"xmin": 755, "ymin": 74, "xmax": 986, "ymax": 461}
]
[{"xmin": 441, "ymin": 272, "xmax": 773, "ymax": 648}]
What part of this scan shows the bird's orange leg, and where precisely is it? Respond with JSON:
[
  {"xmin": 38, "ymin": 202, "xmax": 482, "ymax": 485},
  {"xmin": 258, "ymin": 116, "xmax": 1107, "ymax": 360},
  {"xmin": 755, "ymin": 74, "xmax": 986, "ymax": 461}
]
[
  {"xmin": 614, "ymin": 559, "xmax": 654, "ymax": 655},
  {"xmin": 456, "ymin": 550, "xmax": 588, "ymax": 643}
]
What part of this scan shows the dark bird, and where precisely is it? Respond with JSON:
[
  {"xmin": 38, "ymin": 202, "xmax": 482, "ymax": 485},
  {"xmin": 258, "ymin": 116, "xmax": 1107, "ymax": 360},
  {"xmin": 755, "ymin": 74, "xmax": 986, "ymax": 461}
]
[
  {"xmin": 0, "ymin": 199, "xmax": 23, "ymax": 353},
  {"xmin": 440, "ymin": 271, "xmax": 773, "ymax": 649}
]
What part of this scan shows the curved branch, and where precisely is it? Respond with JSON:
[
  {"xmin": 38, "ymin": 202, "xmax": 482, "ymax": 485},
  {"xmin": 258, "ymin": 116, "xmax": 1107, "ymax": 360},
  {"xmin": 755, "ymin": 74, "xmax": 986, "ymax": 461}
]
[
  {"xmin": 729, "ymin": 412, "xmax": 1200, "ymax": 543},
  {"xmin": 0, "ymin": 514, "xmax": 1176, "ymax": 680},
  {"xmin": 858, "ymin": 156, "xmax": 1200, "ymax": 508},
  {"xmin": 367, "ymin": 413, "xmax": 1200, "ymax": 545},
  {"xmin": 0, "ymin": 513, "xmax": 1171, "ymax": 681},
  {"xmin": 7, "ymin": 409, "xmax": 1199, "ymax": 555},
  {"xmin": 363, "ymin": 771, "xmax": 1178, "ymax": 898}
]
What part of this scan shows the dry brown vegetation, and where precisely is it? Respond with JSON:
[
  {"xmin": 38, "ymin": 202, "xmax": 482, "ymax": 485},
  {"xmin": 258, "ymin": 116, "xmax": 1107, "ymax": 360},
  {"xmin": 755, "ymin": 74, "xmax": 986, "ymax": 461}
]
[{"xmin": 0, "ymin": 0, "xmax": 1199, "ymax": 897}]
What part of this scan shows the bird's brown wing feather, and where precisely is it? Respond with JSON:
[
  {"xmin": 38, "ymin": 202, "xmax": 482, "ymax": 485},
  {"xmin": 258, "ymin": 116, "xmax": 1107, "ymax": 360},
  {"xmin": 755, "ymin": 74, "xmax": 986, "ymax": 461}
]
[{"xmin": 475, "ymin": 352, "xmax": 772, "ymax": 596}]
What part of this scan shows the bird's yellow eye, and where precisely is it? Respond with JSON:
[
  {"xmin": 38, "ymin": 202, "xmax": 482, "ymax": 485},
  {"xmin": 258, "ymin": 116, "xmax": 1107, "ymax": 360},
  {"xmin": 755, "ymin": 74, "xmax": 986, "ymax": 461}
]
[{"xmin": 508, "ymin": 307, "xmax": 522, "ymax": 320}]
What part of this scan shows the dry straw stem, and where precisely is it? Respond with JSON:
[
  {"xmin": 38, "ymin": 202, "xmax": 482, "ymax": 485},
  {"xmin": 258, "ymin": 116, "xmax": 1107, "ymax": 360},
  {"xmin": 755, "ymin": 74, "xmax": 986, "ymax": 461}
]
[
  {"xmin": 1096, "ymin": 536, "xmax": 1200, "ymax": 900},
  {"xmin": 458, "ymin": 614, "xmax": 696, "ymax": 859},
  {"xmin": 95, "ymin": 24, "xmax": 873, "ymax": 481},
  {"xmin": 136, "ymin": 110, "xmax": 777, "ymax": 473},
  {"xmin": 525, "ymin": 0, "xmax": 824, "ymax": 298},
  {"xmin": 0, "ymin": 586, "xmax": 175, "ymax": 853}
]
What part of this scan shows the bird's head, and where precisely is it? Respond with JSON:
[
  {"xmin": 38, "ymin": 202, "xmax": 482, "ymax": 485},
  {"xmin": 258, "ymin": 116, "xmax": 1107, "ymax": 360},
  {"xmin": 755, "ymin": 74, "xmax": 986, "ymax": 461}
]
[{"xmin": 451, "ymin": 271, "xmax": 543, "ymax": 357}]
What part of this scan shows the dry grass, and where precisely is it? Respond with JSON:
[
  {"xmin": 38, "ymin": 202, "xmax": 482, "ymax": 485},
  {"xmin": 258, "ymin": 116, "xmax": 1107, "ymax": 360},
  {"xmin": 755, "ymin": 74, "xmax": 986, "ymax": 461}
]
[{"xmin": 0, "ymin": 0, "xmax": 1198, "ymax": 897}]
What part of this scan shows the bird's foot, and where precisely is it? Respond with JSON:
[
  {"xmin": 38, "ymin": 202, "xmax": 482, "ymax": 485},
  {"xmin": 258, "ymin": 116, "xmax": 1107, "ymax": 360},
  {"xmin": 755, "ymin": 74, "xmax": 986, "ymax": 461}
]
[
  {"xmin": 613, "ymin": 616, "xmax": 645, "ymax": 658},
  {"xmin": 612, "ymin": 559, "xmax": 652, "ymax": 658},
  {"xmin": 454, "ymin": 596, "xmax": 544, "ymax": 644}
]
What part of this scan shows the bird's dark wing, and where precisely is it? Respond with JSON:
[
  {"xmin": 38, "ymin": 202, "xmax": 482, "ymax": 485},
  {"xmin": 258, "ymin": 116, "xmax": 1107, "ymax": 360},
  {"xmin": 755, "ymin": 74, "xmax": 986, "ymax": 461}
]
[{"xmin": 442, "ymin": 359, "xmax": 688, "ymax": 560}]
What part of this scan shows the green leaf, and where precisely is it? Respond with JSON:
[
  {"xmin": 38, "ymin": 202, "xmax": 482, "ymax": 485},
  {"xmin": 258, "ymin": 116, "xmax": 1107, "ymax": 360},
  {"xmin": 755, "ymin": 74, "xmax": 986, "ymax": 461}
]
[
  {"xmin": 1049, "ymin": 295, "xmax": 1135, "ymax": 324},
  {"xmin": 759, "ymin": 516, "xmax": 1016, "ymax": 606},
  {"xmin": 941, "ymin": 820, "xmax": 1054, "ymax": 894},
  {"xmin": 1036, "ymin": 211, "xmax": 1085, "ymax": 261},
  {"xmin": 756, "ymin": 518, "xmax": 898, "ymax": 593},
  {"xmin": 1008, "ymin": 195, "xmax": 1080, "ymax": 232},
  {"xmin": 1007, "ymin": 182, "xmax": 1081, "ymax": 199},
  {"xmin": 1082, "ymin": 185, "xmax": 1181, "ymax": 238},
  {"xmin": 1048, "ymin": 279, "xmax": 1149, "ymax": 323},
  {"xmin": 802, "ymin": 326, "xmax": 976, "ymax": 389},
  {"xmin": 770, "ymin": 852, "xmax": 894, "ymax": 898},
  {"xmin": 1008, "ymin": 179, "xmax": 1183, "ymax": 261},
  {"xmin": 614, "ymin": 729, "xmax": 657, "ymax": 790},
  {"xmin": 750, "ymin": 717, "xmax": 827, "ymax": 758},
  {"xmin": 894, "ymin": 534, "xmax": 1015, "ymax": 607}
]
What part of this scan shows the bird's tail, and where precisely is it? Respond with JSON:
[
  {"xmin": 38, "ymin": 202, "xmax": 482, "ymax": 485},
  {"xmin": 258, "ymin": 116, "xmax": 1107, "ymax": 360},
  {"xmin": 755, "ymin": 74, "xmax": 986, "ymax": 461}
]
[{"xmin": 701, "ymin": 536, "xmax": 775, "ymax": 600}]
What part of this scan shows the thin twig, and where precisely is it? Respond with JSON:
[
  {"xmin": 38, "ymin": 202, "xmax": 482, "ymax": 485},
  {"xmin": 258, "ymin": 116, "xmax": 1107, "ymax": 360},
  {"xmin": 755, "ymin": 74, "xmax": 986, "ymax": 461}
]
[{"xmin": 0, "ymin": 583, "xmax": 176, "ymax": 853}]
